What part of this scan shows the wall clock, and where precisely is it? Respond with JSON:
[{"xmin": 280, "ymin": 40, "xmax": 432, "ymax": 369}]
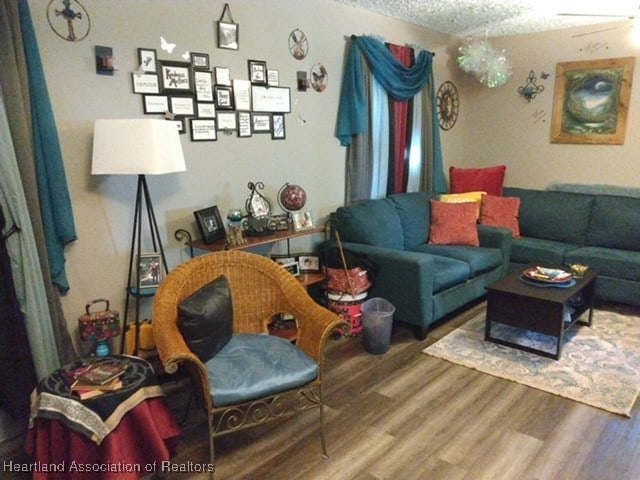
[{"xmin": 437, "ymin": 81, "xmax": 459, "ymax": 130}]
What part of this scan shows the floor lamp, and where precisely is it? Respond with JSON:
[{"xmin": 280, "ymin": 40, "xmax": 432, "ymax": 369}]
[{"xmin": 91, "ymin": 119, "xmax": 186, "ymax": 354}]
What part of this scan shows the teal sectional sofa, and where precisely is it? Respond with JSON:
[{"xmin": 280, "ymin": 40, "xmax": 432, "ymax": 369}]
[
  {"xmin": 321, "ymin": 192, "xmax": 512, "ymax": 339},
  {"xmin": 504, "ymin": 186, "xmax": 640, "ymax": 306}
]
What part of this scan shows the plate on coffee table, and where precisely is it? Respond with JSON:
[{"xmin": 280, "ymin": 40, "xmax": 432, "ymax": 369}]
[{"xmin": 522, "ymin": 267, "xmax": 573, "ymax": 284}]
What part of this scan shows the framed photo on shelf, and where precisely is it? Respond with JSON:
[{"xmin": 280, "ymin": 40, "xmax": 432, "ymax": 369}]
[
  {"xmin": 142, "ymin": 95, "xmax": 169, "ymax": 114},
  {"xmin": 137, "ymin": 252, "xmax": 162, "ymax": 289},
  {"xmin": 137, "ymin": 48, "xmax": 157, "ymax": 73},
  {"xmin": 190, "ymin": 52, "xmax": 210, "ymax": 70},
  {"xmin": 132, "ymin": 73, "xmax": 160, "ymax": 94},
  {"xmin": 194, "ymin": 206, "xmax": 225, "ymax": 243},
  {"xmin": 248, "ymin": 59, "xmax": 267, "ymax": 84},
  {"xmin": 215, "ymin": 85, "xmax": 234, "ymax": 110},
  {"xmin": 297, "ymin": 254, "xmax": 320, "ymax": 273},
  {"xmin": 292, "ymin": 211, "xmax": 314, "ymax": 232},
  {"xmin": 271, "ymin": 114, "xmax": 286, "ymax": 140},
  {"xmin": 159, "ymin": 60, "xmax": 193, "ymax": 93},
  {"xmin": 190, "ymin": 119, "xmax": 217, "ymax": 141}
]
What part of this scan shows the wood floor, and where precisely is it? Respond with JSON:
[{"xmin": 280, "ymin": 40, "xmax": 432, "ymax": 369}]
[{"xmin": 4, "ymin": 301, "xmax": 640, "ymax": 479}]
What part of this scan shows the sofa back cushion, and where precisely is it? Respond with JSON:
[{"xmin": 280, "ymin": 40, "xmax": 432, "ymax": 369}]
[
  {"xmin": 331, "ymin": 198, "xmax": 404, "ymax": 249},
  {"xmin": 388, "ymin": 192, "xmax": 438, "ymax": 249},
  {"xmin": 586, "ymin": 195, "xmax": 640, "ymax": 251},
  {"xmin": 503, "ymin": 187, "xmax": 593, "ymax": 245}
]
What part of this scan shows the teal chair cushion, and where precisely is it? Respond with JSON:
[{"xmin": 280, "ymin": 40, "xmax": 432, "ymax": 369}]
[
  {"xmin": 331, "ymin": 198, "xmax": 404, "ymax": 249},
  {"xmin": 205, "ymin": 334, "xmax": 318, "ymax": 407}
]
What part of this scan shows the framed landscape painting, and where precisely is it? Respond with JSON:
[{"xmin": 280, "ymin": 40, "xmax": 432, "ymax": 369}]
[{"xmin": 550, "ymin": 57, "xmax": 634, "ymax": 145}]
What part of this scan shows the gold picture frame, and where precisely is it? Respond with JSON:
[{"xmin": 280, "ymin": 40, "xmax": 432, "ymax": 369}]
[{"xmin": 551, "ymin": 57, "xmax": 634, "ymax": 145}]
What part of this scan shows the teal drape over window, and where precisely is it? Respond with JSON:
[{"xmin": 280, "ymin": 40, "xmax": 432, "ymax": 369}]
[{"xmin": 337, "ymin": 35, "xmax": 446, "ymax": 197}]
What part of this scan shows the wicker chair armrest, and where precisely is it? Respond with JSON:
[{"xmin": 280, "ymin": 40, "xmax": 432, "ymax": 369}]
[{"xmin": 292, "ymin": 301, "xmax": 346, "ymax": 368}]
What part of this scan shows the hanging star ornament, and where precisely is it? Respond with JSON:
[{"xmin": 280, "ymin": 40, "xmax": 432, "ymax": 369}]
[{"xmin": 457, "ymin": 37, "xmax": 512, "ymax": 88}]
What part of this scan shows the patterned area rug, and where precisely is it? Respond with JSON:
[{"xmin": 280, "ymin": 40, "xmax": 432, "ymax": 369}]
[{"xmin": 423, "ymin": 309, "xmax": 640, "ymax": 417}]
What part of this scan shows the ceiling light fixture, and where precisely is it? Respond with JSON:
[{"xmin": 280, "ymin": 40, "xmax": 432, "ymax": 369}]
[{"xmin": 457, "ymin": 36, "xmax": 512, "ymax": 88}]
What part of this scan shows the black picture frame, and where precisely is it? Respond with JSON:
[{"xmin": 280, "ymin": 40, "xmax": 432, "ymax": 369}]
[
  {"xmin": 271, "ymin": 114, "xmax": 286, "ymax": 140},
  {"xmin": 142, "ymin": 94, "xmax": 169, "ymax": 114},
  {"xmin": 215, "ymin": 85, "xmax": 234, "ymax": 110},
  {"xmin": 159, "ymin": 60, "xmax": 193, "ymax": 93},
  {"xmin": 194, "ymin": 206, "xmax": 225, "ymax": 243},
  {"xmin": 190, "ymin": 52, "xmax": 210, "ymax": 70},
  {"xmin": 137, "ymin": 48, "xmax": 157, "ymax": 73},
  {"xmin": 217, "ymin": 21, "xmax": 238, "ymax": 50},
  {"xmin": 132, "ymin": 73, "xmax": 160, "ymax": 94},
  {"xmin": 251, "ymin": 113, "xmax": 271, "ymax": 133},
  {"xmin": 248, "ymin": 59, "xmax": 267, "ymax": 85},
  {"xmin": 237, "ymin": 111, "xmax": 252, "ymax": 137},
  {"xmin": 297, "ymin": 253, "xmax": 320, "ymax": 273},
  {"xmin": 190, "ymin": 119, "xmax": 217, "ymax": 141},
  {"xmin": 169, "ymin": 95, "xmax": 195, "ymax": 116},
  {"xmin": 138, "ymin": 252, "xmax": 162, "ymax": 289},
  {"xmin": 194, "ymin": 70, "xmax": 214, "ymax": 102}
]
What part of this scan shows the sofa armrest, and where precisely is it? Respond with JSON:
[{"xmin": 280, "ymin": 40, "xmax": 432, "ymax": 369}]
[
  {"xmin": 319, "ymin": 241, "xmax": 436, "ymax": 327},
  {"xmin": 477, "ymin": 224, "xmax": 512, "ymax": 274}
]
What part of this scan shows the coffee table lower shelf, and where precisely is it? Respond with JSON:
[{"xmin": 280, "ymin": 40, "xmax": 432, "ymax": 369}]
[{"xmin": 484, "ymin": 269, "xmax": 597, "ymax": 360}]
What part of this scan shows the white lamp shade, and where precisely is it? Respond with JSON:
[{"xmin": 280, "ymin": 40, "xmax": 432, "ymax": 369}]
[{"xmin": 91, "ymin": 119, "xmax": 186, "ymax": 175}]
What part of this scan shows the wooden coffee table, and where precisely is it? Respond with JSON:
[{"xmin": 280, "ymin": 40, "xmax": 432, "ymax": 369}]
[{"xmin": 485, "ymin": 268, "xmax": 597, "ymax": 360}]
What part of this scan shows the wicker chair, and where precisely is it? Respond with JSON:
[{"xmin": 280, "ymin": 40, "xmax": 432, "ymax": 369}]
[{"xmin": 152, "ymin": 250, "xmax": 345, "ymax": 473}]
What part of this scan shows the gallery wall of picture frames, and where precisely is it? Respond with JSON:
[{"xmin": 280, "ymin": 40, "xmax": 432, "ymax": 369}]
[{"xmin": 131, "ymin": 46, "xmax": 291, "ymax": 142}]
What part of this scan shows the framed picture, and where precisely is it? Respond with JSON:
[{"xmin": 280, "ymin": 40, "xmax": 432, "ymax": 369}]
[
  {"xmin": 132, "ymin": 73, "xmax": 160, "ymax": 94},
  {"xmin": 297, "ymin": 254, "xmax": 320, "ymax": 273},
  {"xmin": 292, "ymin": 211, "xmax": 314, "ymax": 232},
  {"xmin": 237, "ymin": 111, "xmax": 252, "ymax": 137},
  {"xmin": 271, "ymin": 255, "xmax": 300, "ymax": 276},
  {"xmin": 217, "ymin": 111, "xmax": 237, "ymax": 131},
  {"xmin": 190, "ymin": 119, "xmax": 217, "ymax": 141},
  {"xmin": 251, "ymin": 113, "xmax": 271, "ymax": 133},
  {"xmin": 271, "ymin": 114, "xmax": 286, "ymax": 140},
  {"xmin": 137, "ymin": 252, "xmax": 162, "ymax": 289},
  {"xmin": 159, "ymin": 60, "xmax": 193, "ymax": 93},
  {"xmin": 142, "ymin": 95, "xmax": 169, "ymax": 114},
  {"xmin": 233, "ymin": 79, "xmax": 251, "ymax": 110},
  {"xmin": 169, "ymin": 96, "xmax": 195, "ymax": 116},
  {"xmin": 197, "ymin": 102, "xmax": 216, "ymax": 118},
  {"xmin": 248, "ymin": 59, "xmax": 267, "ymax": 84},
  {"xmin": 251, "ymin": 86, "xmax": 291, "ymax": 113},
  {"xmin": 190, "ymin": 52, "xmax": 210, "ymax": 70},
  {"xmin": 267, "ymin": 69, "xmax": 279, "ymax": 86},
  {"xmin": 215, "ymin": 85, "xmax": 234, "ymax": 109},
  {"xmin": 269, "ymin": 214, "xmax": 289, "ymax": 230},
  {"xmin": 137, "ymin": 48, "xmax": 157, "ymax": 73},
  {"xmin": 194, "ymin": 206, "xmax": 225, "ymax": 243},
  {"xmin": 215, "ymin": 66, "xmax": 231, "ymax": 86},
  {"xmin": 551, "ymin": 56, "xmax": 635, "ymax": 145},
  {"xmin": 194, "ymin": 70, "xmax": 213, "ymax": 102},
  {"xmin": 217, "ymin": 22, "xmax": 238, "ymax": 50}
]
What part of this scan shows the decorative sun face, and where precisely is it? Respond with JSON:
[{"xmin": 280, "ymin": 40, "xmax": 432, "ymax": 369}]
[{"xmin": 437, "ymin": 81, "xmax": 460, "ymax": 130}]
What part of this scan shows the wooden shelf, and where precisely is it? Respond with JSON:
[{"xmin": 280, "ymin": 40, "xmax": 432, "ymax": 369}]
[{"xmin": 187, "ymin": 226, "xmax": 325, "ymax": 253}]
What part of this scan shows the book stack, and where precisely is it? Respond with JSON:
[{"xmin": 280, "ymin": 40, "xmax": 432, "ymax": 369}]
[{"xmin": 68, "ymin": 360, "xmax": 129, "ymax": 400}]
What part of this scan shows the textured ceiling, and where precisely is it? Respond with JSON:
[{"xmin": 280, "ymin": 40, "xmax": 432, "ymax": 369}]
[{"xmin": 335, "ymin": 0, "xmax": 638, "ymax": 37}]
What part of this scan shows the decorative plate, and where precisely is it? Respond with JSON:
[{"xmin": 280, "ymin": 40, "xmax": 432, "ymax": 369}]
[{"xmin": 523, "ymin": 267, "xmax": 573, "ymax": 283}]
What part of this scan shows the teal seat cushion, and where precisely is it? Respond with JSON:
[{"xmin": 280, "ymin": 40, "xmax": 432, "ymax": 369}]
[
  {"xmin": 331, "ymin": 198, "xmax": 403, "ymax": 249},
  {"xmin": 407, "ymin": 253, "xmax": 470, "ymax": 293},
  {"xmin": 413, "ymin": 244, "xmax": 502, "ymax": 277},
  {"xmin": 205, "ymin": 334, "xmax": 318, "ymax": 407},
  {"xmin": 566, "ymin": 247, "xmax": 640, "ymax": 282},
  {"xmin": 510, "ymin": 237, "xmax": 579, "ymax": 266},
  {"xmin": 585, "ymin": 196, "xmax": 640, "ymax": 251}
]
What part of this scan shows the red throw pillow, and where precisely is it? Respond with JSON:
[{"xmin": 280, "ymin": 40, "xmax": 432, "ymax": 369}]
[
  {"xmin": 449, "ymin": 165, "xmax": 507, "ymax": 196},
  {"xmin": 429, "ymin": 200, "xmax": 479, "ymax": 246},
  {"xmin": 480, "ymin": 195, "xmax": 521, "ymax": 238}
]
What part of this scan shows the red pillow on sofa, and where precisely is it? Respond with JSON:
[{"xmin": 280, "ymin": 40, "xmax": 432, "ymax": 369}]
[
  {"xmin": 479, "ymin": 195, "xmax": 521, "ymax": 238},
  {"xmin": 449, "ymin": 165, "xmax": 507, "ymax": 196},
  {"xmin": 429, "ymin": 200, "xmax": 479, "ymax": 246}
]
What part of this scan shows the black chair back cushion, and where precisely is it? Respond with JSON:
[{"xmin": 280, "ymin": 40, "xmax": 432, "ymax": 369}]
[{"xmin": 178, "ymin": 275, "xmax": 233, "ymax": 363}]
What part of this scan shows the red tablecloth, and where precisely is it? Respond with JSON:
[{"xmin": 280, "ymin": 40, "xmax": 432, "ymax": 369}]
[{"xmin": 24, "ymin": 356, "xmax": 181, "ymax": 480}]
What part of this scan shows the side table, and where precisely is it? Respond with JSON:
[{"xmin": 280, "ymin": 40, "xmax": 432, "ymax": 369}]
[{"xmin": 25, "ymin": 355, "xmax": 181, "ymax": 480}]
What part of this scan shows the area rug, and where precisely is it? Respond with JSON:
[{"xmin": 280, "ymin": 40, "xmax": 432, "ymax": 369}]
[{"xmin": 423, "ymin": 309, "xmax": 640, "ymax": 417}]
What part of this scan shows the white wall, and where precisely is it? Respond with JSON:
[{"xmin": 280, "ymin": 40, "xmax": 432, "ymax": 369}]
[
  {"xmin": 27, "ymin": 0, "xmax": 456, "ymax": 348},
  {"xmin": 456, "ymin": 21, "xmax": 640, "ymax": 189}
]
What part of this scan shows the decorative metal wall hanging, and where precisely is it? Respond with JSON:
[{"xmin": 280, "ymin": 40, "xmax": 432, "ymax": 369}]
[
  {"xmin": 436, "ymin": 81, "xmax": 459, "ymax": 130},
  {"xmin": 310, "ymin": 63, "xmax": 328, "ymax": 92},
  {"xmin": 47, "ymin": 0, "xmax": 91, "ymax": 42},
  {"xmin": 518, "ymin": 70, "xmax": 544, "ymax": 102}
]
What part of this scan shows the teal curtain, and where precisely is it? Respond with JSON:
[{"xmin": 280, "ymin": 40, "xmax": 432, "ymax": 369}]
[
  {"xmin": 337, "ymin": 35, "xmax": 446, "ymax": 194},
  {"xmin": 19, "ymin": 0, "xmax": 77, "ymax": 292}
]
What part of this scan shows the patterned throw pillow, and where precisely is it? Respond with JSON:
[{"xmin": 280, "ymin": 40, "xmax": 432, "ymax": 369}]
[{"xmin": 479, "ymin": 195, "xmax": 521, "ymax": 238}]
